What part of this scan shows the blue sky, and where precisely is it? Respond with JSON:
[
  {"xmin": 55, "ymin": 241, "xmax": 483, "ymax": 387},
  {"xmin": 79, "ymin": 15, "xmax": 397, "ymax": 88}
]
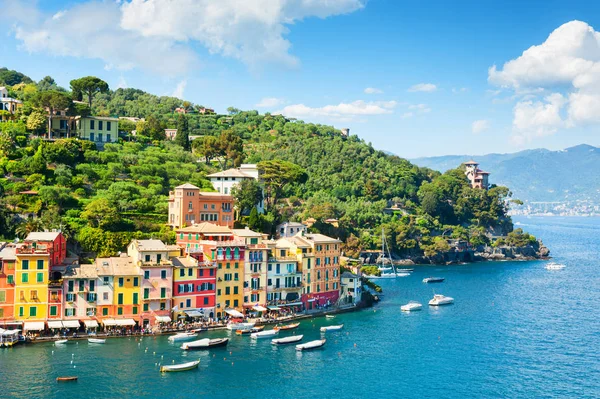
[{"xmin": 2, "ymin": 0, "xmax": 600, "ymax": 158}]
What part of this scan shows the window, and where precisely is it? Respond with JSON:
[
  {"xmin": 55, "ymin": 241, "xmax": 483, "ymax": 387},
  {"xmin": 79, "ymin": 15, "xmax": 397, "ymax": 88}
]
[
  {"xmin": 21, "ymin": 273, "xmax": 28, "ymax": 283},
  {"xmin": 103, "ymin": 276, "xmax": 110, "ymax": 285},
  {"xmin": 102, "ymin": 308, "xmax": 108, "ymax": 316},
  {"xmin": 144, "ymin": 271, "xmax": 150, "ymax": 279},
  {"xmin": 186, "ymin": 299, "xmax": 191, "ymax": 307},
  {"xmin": 133, "ymin": 293, "xmax": 138, "ymax": 305},
  {"xmin": 276, "ymin": 264, "xmax": 280, "ymax": 274},
  {"xmin": 65, "ymin": 308, "xmax": 75, "ymax": 317},
  {"xmin": 89, "ymin": 280, "xmax": 95, "ymax": 292},
  {"xmin": 210, "ymin": 269, "xmax": 214, "ymax": 276},
  {"xmin": 233, "ymin": 286, "xmax": 238, "ymax": 295},
  {"xmin": 22, "ymin": 260, "xmax": 29, "ymax": 270},
  {"xmin": 217, "ymin": 289, "xmax": 221, "ymax": 296},
  {"xmin": 37, "ymin": 273, "xmax": 44, "ymax": 283},
  {"xmin": 118, "ymin": 307, "xmax": 123, "ymax": 315},
  {"xmin": 98, "ymin": 120, "xmax": 103, "ymax": 130},
  {"xmin": 160, "ymin": 302, "xmax": 166, "ymax": 310},
  {"xmin": 234, "ymin": 262, "xmax": 239, "ymax": 269},
  {"xmin": 7, "ymin": 275, "xmax": 14, "ymax": 284},
  {"xmin": 144, "ymin": 288, "xmax": 149, "ymax": 299},
  {"xmin": 234, "ymin": 273, "xmax": 239, "ymax": 281},
  {"xmin": 133, "ymin": 277, "xmax": 139, "ymax": 287},
  {"xmin": 79, "ymin": 280, "xmax": 85, "ymax": 292},
  {"xmin": 133, "ymin": 306, "xmax": 138, "ymax": 315},
  {"xmin": 118, "ymin": 278, "xmax": 123, "ymax": 287},
  {"xmin": 118, "ymin": 293, "xmax": 123, "ymax": 305},
  {"xmin": 90, "ymin": 120, "xmax": 95, "ymax": 129},
  {"xmin": 145, "ymin": 255, "xmax": 151, "ymax": 262},
  {"xmin": 160, "ymin": 269, "xmax": 167, "ymax": 279},
  {"xmin": 106, "ymin": 134, "xmax": 111, "ymax": 142},
  {"xmin": 103, "ymin": 292, "xmax": 108, "ymax": 301},
  {"xmin": 225, "ymin": 287, "xmax": 230, "ymax": 295},
  {"xmin": 29, "ymin": 307, "xmax": 36, "ymax": 317},
  {"xmin": 30, "ymin": 290, "xmax": 38, "ymax": 301},
  {"xmin": 143, "ymin": 304, "xmax": 149, "ymax": 312},
  {"xmin": 188, "ymin": 268, "xmax": 193, "ymax": 277},
  {"xmin": 98, "ymin": 133, "xmax": 103, "ymax": 142},
  {"xmin": 50, "ymin": 306, "xmax": 57, "ymax": 316},
  {"xmin": 107, "ymin": 121, "xmax": 111, "ymax": 131},
  {"xmin": 19, "ymin": 307, "xmax": 24, "ymax": 317},
  {"xmin": 225, "ymin": 300, "xmax": 230, "ymax": 307},
  {"xmin": 179, "ymin": 269, "xmax": 185, "ymax": 277},
  {"xmin": 90, "ymin": 132, "xmax": 94, "ymax": 141},
  {"xmin": 87, "ymin": 307, "xmax": 96, "ymax": 316},
  {"xmin": 66, "ymin": 293, "xmax": 75, "ymax": 302},
  {"xmin": 160, "ymin": 288, "xmax": 166, "ymax": 298},
  {"xmin": 37, "ymin": 260, "xmax": 44, "ymax": 269},
  {"xmin": 233, "ymin": 300, "xmax": 239, "ymax": 307}
]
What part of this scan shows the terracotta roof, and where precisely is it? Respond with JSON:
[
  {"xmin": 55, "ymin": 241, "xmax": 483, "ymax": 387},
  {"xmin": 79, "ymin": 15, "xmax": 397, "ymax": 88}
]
[
  {"xmin": 175, "ymin": 183, "xmax": 200, "ymax": 189},
  {"xmin": 207, "ymin": 169, "xmax": 253, "ymax": 178},
  {"xmin": 25, "ymin": 231, "xmax": 61, "ymax": 241},
  {"xmin": 464, "ymin": 160, "xmax": 478, "ymax": 165},
  {"xmin": 95, "ymin": 256, "xmax": 141, "ymax": 276},
  {"xmin": 303, "ymin": 233, "xmax": 341, "ymax": 244},
  {"xmin": 176, "ymin": 222, "xmax": 232, "ymax": 234},
  {"xmin": 232, "ymin": 228, "xmax": 263, "ymax": 237},
  {"xmin": 132, "ymin": 239, "xmax": 168, "ymax": 251}
]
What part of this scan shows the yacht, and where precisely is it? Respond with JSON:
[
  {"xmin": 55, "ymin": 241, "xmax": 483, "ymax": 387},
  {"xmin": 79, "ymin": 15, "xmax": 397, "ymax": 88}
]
[
  {"xmin": 423, "ymin": 277, "xmax": 445, "ymax": 283},
  {"xmin": 545, "ymin": 262, "xmax": 566, "ymax": 270},
  {"xmin": 401, "ymin": 301, "xmax": 423, "ymax": 312},
  {"xmin": 428, "ymin": 294, "xmax": 454, "ymax": 306}
]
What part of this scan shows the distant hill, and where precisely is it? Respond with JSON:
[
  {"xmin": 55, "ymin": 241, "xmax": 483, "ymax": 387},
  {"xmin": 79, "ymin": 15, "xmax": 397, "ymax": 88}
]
[{"xmin": 411, "ymin": 144, "xmax": 600, "ymax": 203}]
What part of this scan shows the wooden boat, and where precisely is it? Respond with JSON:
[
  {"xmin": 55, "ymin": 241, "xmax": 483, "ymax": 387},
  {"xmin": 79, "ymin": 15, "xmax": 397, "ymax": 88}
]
[
  {"xmin": 88, "ymin": 338, "xmax": 106, "ymax": 344},
  {"xmin": 168, "ymin": 332, "xmax": 198, "ymax": 342},
  {"xmin": 251, "ymin": 329, "xmax": 279, "ymax": 339},
  {"xmin": 191, "ymin": 327, "xmax": 207, "ymax": 333},
  {"xmin": 320, "ymin": 324, "xmax": 344, "ymax": 332},
  {"xmin": 226, "ymin": 322, "xmax": 254, "ymax": 331},
  {"xmin": 251, "ymin": 325, "xmax": 265, "ymax": 332},
  {"xmin": 325, "ymin": 315, "xmax": 336, "ymax": 319},
  {"xmin": 181, "ymin": 338, "xmax": 229, "ymax": 350},
  {"xmin": 57, "ymin": 376, "xmax": 78, "ymax": 382},
  {"xmin": 271, "ymin": 335, "xmax": 303, "ymax": 345},
  {"xmin": 55, "ymin": 339, "xmax": 68, "ymax": 345},
  {"xmin": 160, "ymin": 360, "xmax": 200, "ymax": 373},
  {"xmin": 296, "ymin": 339, "xmax": 326, "ymax": 351},
  {"xmin": 235, "ymin": 325, "xmax": 264, "ymax": 335},
  {"xmin": 277, "ymin": 322, "xmax": 300, "ymax": 331}
]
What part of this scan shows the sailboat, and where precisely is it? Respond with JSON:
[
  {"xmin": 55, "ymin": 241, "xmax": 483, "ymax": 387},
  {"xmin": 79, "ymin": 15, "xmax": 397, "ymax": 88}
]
[{"xmin": 365, "ymin": 228, "xmax": 402, "ymax": 279}]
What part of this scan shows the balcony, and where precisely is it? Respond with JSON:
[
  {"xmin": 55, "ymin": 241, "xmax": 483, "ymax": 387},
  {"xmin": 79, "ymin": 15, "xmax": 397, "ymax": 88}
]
[
  {"xmin": 142, "ymin": 295, "xmax": 170, "ymax": 301},
  {"xmin": 268, "ymin": 256, "xmax": 297, "ymax": 262},
  {"xmin": 48, "ymin": 280, "xmax": 62, "ymax": 288}
]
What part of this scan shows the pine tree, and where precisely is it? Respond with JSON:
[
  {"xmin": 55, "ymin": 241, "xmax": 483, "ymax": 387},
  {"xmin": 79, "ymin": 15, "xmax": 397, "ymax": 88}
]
[
  {"xmin": 175, "ymin": 114, "xmax": 190, "ymax": 150},
  {"xmin": 248, "ymin": 207, "xmax": 261, "ymax": 231}
]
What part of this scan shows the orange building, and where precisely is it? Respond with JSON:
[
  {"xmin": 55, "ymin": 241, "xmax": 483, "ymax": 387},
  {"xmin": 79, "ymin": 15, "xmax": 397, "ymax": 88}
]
[
  {"xmin": 168, "ymin": 183, "xmax": 235, "ymax": 229},
  {"xmin": 0, "ymin": 245, "xmax": 17, "ymax": 323}
]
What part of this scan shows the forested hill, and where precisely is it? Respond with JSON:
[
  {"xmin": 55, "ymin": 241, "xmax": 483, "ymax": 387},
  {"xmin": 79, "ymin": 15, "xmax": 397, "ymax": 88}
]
[{"xmin": 0, "ymin": 67, "xmax": 533, "ymax": 260}]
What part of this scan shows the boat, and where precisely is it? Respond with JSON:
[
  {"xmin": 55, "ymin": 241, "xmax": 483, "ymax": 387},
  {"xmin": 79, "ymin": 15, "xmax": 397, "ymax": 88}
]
[
  {"xmin": 423, "ymin": 277, "xmax": 445, "ymax": 283},
  {"xmin": 296, "ymin": 339, "xmax": 326, "ymax": 351},
  {"xmin": 181, "ymin": 338, "xmax": 229, "ymax": 350},
  {"xmin": 251, "ymin": 326, "xmax": 265, "ymax": 332},
  {"xmin": 428, "ymin": 294, "xmax": 454, "ymax": 306},
  {"xmin": 160, "ymin": 360, "xmax": 200, "ymax": 373},
  {"xmin": 88, "ymin": 338, "xmax": 106, "ymax": 344},
  {"xmin": 325, "ymin": 315, "xmax": 335, "ymax": 319},
  {"xmin": 365, "ymin": 228, "xmax": 403, "ymax": 278},
  {"xmin": 397, "ymin": 268, "xmax": 414, "ymax": 272},
  {"xmin": 277, "ymin": 323, "xmax": 300, "ymax": 331},
  {"xmin": 271, "ymin": 335, "xmax": 303, "ymax": 345},
  {"xmin": 168, "ymin": 332, "xmax": 198, "ymax": 342},
  {"xmin": 320, "ymin": 324, "xmax": 344, "ymax": 332},
  {"xmin": 226, "ymin": 322, "xmax": 255, "ymax": 331},
  {"xmin": 55, "ymin": 339, "xmax": 68, "ymax": 345},
  {"xmin": 56, "ymin": 376, "xmax": 78, "ymax": 382},
  {"xmin": 545, "ymin": 262, "xmax": 566, "ymax": 270},
  {"xmin": 251, "ymin": 329, "xmax": 279, "ymax": 339},
  {"xmin": 191, "ymin": 327, "xmax": 207, "ymax": 333},
  {"xmin": 401, "ymin": 301, "xmax": 423, "ymax": 312},
  {"xmin": 236, "ymin": 325, "xmax": 265, "ymax": 335}
]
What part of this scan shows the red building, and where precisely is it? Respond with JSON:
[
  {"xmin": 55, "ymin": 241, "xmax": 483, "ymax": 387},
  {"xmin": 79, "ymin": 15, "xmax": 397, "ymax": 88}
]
[{"xmin": 24, "ymin": 231, "xmax": 67, "ymax": 267}]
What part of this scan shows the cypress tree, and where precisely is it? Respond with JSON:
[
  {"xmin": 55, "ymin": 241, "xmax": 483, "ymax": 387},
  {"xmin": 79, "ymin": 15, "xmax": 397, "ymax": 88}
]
[{"xmin": 175, "ymin": 114, "xmax": 190, "ymax": 150}]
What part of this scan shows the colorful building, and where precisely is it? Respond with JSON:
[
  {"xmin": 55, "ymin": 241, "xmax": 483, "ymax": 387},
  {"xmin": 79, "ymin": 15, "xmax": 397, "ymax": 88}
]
[
  {"xmin": 207, "ymin": 164, "xmax": 264, "ymax": 213},
  {"xmin": 172, "ymin": 254, "xmax": 217, "ymax": 319},
  {"xmin": 62, "ymin": 264, "xmax": 99, "ymax": 326},
  {"xmin": 464, "ymin": 160, "xmax": 490, "ymax": 189},
  {"xmin": 340, "ymin": 271, "xmax": 362, "ymax": 305},
  {"xmin": 24, "ymin": 231, "xmax": 66, "ymax": 268},
  {"xmin": 302, "ymin": 233, "xmax": 341, "ymax": 307},
  {"xmin": 233, "ymin": 228, "xmax": 268, "ymax": 312},
  {"xmin": 168, "ymin": 183, "xmax": 235, "ymax": 229},
  {"xmin": 266, "ymin": 244, "xmax": 302, "ymax": 308},
  {"xmin": 0, "ymin": 245, "xmax": 17, "ymax": 323}
]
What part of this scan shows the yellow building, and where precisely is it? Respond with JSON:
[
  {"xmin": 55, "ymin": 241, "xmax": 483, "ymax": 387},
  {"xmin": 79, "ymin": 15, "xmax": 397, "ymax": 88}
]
[{"xmin": 14, "ymin": 244, "xmax": 50, "ymax": 328}]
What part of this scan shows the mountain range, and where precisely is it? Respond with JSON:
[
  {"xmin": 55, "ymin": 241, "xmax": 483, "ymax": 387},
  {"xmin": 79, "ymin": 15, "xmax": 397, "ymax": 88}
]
[{"xmin": 410, "ymin": 144, "xmax": 600, "ymax": 204}]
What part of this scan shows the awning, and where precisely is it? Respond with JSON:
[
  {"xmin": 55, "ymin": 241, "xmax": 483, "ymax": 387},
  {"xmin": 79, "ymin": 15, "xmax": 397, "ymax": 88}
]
[
  {"xmin": 285, "ymin": 292, "xmax": 299, "ymax": 301},
  {"xmin": 23, "ymin": 321, "xmax": 45, "ymax": 331},
  {"xmin": 225, "ymin": 309, "xmax": 244, "ymax": 318},
  {"xmin": 114, "ymin": 318, "xmax": 136, "ymax": 326},
  {"xmin": 102, "ymin": 319, "xmax": 116, "ymax": 326},
  {"xmin": 83, "ymin": 320, "xmax": 99, "ymax": 328},
  {"xmin": 307, "ymin": 298, "xmax": 316, "ymax": 302},
  {"xmin": 47, "ymin": 321, "xmax": 64, "ymax": 329},
  {"xmin": 62, "ymin": 320, "xmax": 81, "ymax": 329},
  {"xmin": 185, "ymin": 311, "xmax": 203, "ymax": 318},
  {"xmin": 267, "ymin": 306, "xmax": 281, "ymax": 311},
  {"xmin": 281, "ymin": 302, "xmax": 302, "ymax": 307},
  {"xmin": 155, "ymin": 316, "xmax": 171, "ymax": 323},
  {"xmin": 252, "ymin": 305, "xmax": 267, "ymax": 312}
]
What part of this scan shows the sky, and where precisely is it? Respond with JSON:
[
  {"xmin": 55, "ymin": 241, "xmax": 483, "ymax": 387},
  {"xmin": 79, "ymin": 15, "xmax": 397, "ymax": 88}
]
[{"xmin": 2, "ymin": 0, "xmax": 600, "ymax": 158}]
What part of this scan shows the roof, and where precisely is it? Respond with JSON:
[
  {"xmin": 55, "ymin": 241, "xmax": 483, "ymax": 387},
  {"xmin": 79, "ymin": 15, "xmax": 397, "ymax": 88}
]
[
  {"xmin": 171, "ymin": 256, "xmax": 198, "ymax": 268},
  {"xmin": 0, "ymin": 246, "xmax": 17, "ymax": 261},
  {"xmin": 132, "ymin": 239, "xmax": 168, "ymax": 251},
  {"xmin": 25, "ymin": 231, "xmax": 61, "ymax": 241},
  {"xmin": 464, "ymin": 160, "xmax": 479, "ymax": 165},
  {"xmin": 232, "ymin": 228, "xmax": 263, "ymax": 237},
  {"xmin": 303, "ymin": 233, "xmax": 342, "ymax": 244},
  {"xmin": 175, "ymin": 183, "xmax": 200, "ymax": 190},
  {"xmin": 278, "ymin": 236, "xmax": 311, "ymax": 248},
  {"xmin": 278, "ymin": 222, "xmax": 306, "ymax": 228},
  {"xmin": 95, "ymin": 256, "xmax": 141, "ymax": 276},
  {"xmin": 476, "ymin": 169, "xmax": 490, "ymax": 175},
  {"xmin": 176, "ymin": 222, "xmax": 232, "ymax": 235},
  {"xmin": 206, "ymin": 168, "xmax": 253, "ymax": 178},
  {"xmin": 341, "ymin": 271, "xmax": 358, "ymax": 279},
  {"xmin": 63, "ymin": 264, "xmax": 98, "ymax": 279}
]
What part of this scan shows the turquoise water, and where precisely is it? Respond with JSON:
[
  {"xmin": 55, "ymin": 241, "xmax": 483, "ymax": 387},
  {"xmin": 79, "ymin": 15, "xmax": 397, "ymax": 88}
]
[{"xmin": 1, "ymin": 217, "xmax": 599, "ymax": 398}]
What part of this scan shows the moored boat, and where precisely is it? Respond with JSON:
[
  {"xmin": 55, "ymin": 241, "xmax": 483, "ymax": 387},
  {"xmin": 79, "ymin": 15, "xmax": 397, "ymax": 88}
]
[
  {"xmin": 160, "ymin": 360, "xmax": 200, "ymax": 373},
  {"xmin": 251, "ymin": 329, "xmax": 279, "ymax": 339},
  {"xmin": 168, "ymin": 332, "xmax": 198, "ymax": 342},
  {"xmin": 57, "ymin": 376, "xmax": 78, "ymax": 382},
  {"xmin": 397, "ymin": 268, "xmax": 414, "ymax": 272},
  {"xmin": 325, "ymin": 315, "xmax": 335, "ymax": 319},
  {"xmin": 55, "ymin": 339, "xmax": 68, "ymax": 345},
  {"xmin": 181, "ymin": 338, "xmax": 229, "ymax": 350},
  {"xmin": 88, "ymin": 338, "xmax": 106, "ymax": 344},
  {"xmin": 423, "ymin": 277, "xmax": 445, "ymax": 283},
  {"xmin": 401, "ymin": 301, "xmax": 423, "ymax": 312},
  {"xmin": 271, "ymin": 335, "xmax": 303, "ymax": 345},
  {"xmin": 428, "ymin": 294, "xmax": 454, "ymax": 306},
  {"xmin": 320, "ymin": 324, "xmax": 344, "ymax": 332},
  {"xmin": 545, "ymin": 262, "xmax": 566, "ymax": 270},
  {"xmin": 296, "ymin": 339, "xmax": 326, "ymax": 351},
  {"xmin": 227, "ymin": 322, "xmax": 255, "ymax": 331},
  {"xmin": 277, "ymin": 323, "xmax": 300, "ymax": 331}
]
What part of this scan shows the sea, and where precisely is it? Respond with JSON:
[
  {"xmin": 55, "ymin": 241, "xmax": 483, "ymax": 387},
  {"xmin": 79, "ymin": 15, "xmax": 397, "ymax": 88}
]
[{"xmin": 1, "ymin": 216, "xmax": 599, "ymax": 399}]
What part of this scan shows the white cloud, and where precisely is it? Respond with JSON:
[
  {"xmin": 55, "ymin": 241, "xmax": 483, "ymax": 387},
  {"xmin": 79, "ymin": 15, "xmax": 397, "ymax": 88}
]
[
  {"xmin": 408, "ymin": 103, "xmax": 431, "ymax": 113},
  {"xmin": 52, "ymin": 10, "xmax": 67, "ymax": 20},
  {"xmin": 452, "ymin": 87, "xmax": 468, "ymax": 93},
  {"xmin": 472, "ymin": 119, "xmax": 490, "ymax": 134},
  {"xmin": 276, "ymin": 100, "xmax": 397, "ymax": 119},
  {"xmin": 172, "ymin": 80, "xmax": 187, "ymax": 99},
  {"xmin": 408, "ymin": 83, "xmax": 437, "ymax": 92},
  {"xmin": 3, "ymin": 0, "xmax": 364, "ymax": 74},
  {"xmin": 489, "ymin": 20, "xmax": 600, "ymax": 142},
  {"xmin": 255, "ymin": 97, "xmax": 285, "ymax": 108},
  {"xmin": 401, "ymin": 112, "xmax": 413, "ymax": 119},
  {"xmin": 364, "ymin": 87, "xmax": 383, "ymax": 94}
]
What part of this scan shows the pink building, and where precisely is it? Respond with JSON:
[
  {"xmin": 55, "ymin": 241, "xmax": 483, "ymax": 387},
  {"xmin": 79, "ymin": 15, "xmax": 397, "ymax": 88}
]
[{"xmin": 464, "ymin": 160, "xmax": 490, "ymax": 189}]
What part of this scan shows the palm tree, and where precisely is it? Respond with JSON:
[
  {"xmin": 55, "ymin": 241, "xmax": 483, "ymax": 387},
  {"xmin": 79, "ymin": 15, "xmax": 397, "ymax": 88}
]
[{"xmin": 15, "ymin": 219, "xmax": 44, "ymax": 239}]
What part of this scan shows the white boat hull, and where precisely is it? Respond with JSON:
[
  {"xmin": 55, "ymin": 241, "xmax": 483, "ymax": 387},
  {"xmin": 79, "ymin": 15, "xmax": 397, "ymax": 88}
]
[
  {"xmin": 429, "ymin": 295, "xmax": 454, "ymax": 306},
  {"xmin": 251, "ymin": 330, "xmax": 278, "ymax": 339},
  {"xmin": 227, "ymin": 323, "xmax": 254, "ymax": 331},
  {"xmin": 296, "ymin": 339, "xmax": 326, "ymax": 351},
  {"xmin": 401, "ymin": 302, "xmax": 423, "ymax": 312},
  {"xmin": 55, "ymin": 339, "xmax": 68, "ymax": 345},
  {"xmin": 320, "ymin": 324, "xmax": 344, "ymax": 332},
  {"xmin": 168, "ymin": 333, "xmax": 198, "ymax": 342},
  {"xmin": 160, "ymin": 360, "xmax": 200, "ymax": 372},
  {"xmin": 88, "ymin": 338, "xmax": 106, "ymax": 344},
  {"xmin": 271, "ymin": 335, "xmax": 303, "ymax": 345}
]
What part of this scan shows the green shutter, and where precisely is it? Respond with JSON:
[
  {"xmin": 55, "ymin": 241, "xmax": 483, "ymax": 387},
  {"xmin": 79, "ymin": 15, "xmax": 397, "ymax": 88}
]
[
  {"xmin": 37, "ymin": 273, "xmax": 43, "ymax": 283},
  {"xmin": 22, "ymin": 273, "xmax": 28, "ymax": 283},
  {"xmin": 0, "ymin": 291, "xmax": 5, "ymax": 302},
  {"xmin": 133, "ymin": 293, "xmax": 138, "ymax": 304}
]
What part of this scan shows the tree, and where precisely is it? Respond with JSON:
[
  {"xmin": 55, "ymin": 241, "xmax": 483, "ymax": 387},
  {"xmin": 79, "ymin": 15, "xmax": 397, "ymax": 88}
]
[
  {"xmin": 216, "ymin": 130, "xmax": 243, "ymax": 170},
  {"xmin": 227, "ymin": 106, "xmax": 240, "ymax": 115},
  {"xmin": 195, "ymin": 136, "xmax": 219, "ymax": 164},
  {"xmin": 16, "ymin": 219, "xmax": 44, "ymax": 238},
  {"xmin": 145, "ymin": 115, "xmax": 165, "ymax": 141},
  {"xmin": 175, "ymin": 114, "xmax": 190, "ymax": 150},
  {"xmin": 32, "ymin": 91, "xmax": 72, "ymax": 138},
  {"xmin": 247, "ymin": 207, "xmax": 261, "ymax": 230},
  {"xmin": 37, "ymin": 76, "xmax": 64, "ymax": 92},
  {"xmin": 258, "ymin": 160, "xmax": 307, "ymax": 208},
  {"xmin": 231, "ymin": 179, "xmax": 263, "ymax": 215},
  {"xmin": 26, "ymin": 111, "xmax": 47, "ymax": 134},
  {"xmin": 70, "ymin": 76, "xmax": 109, "ymax": 108},
  {"xmin": 80, "ymin": 198, "xmax": 122, "ymax": 231}
]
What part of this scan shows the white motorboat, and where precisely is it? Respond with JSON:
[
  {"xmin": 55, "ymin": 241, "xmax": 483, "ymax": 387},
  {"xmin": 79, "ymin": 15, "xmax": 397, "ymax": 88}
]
[
  {"xmin": 428, "ymin": 294, "xmax": 454, "ymax": 306},
  {"xmin": 226, "ymin": 322, "xmax": 255, "ymax": 331},
  {"xmin": 181, "ymin": 338, "xmax": 229, "ymax": 350},
  {"xmin": 251, "ymin": 329, "xmax": 279, "ymax": 339},
  {"xmin": 545, "ymin": 262, "xmax": 566, "ymax": 270},
  {"xmin": 325, "ymin": 315, "xmax": 336, "ymax": 319},
  {"xmin": 55, "ymin": 339, "xmax": 68, "ymax": 345},
  {"xmin": 168, "ymin": 332, "xmax": 198, "ymax": 342},
  {"xmin": 423, "ymin": 277, "xmax": 445, "ymax": 283},
  {"xmin": 160, "ymin": 360, "xmax": 200, "ymax": 373},
  {"xmin": 271, "ymin": 335, "xmax": 303, "ymax": 345},
  {"xmin": 296, "ymin": 339, "xmax": 326, "ymax": 351},
  {"xmin": 88, "ymin": 338, "xmax": 106, "ymax": 344},
  {"xmin": 320, "ymin": 324, "xmax": 344, "ymax": 332},
  {"xmin": 401, "ymin": 301, "xmax": 423, "ymax": 312}
]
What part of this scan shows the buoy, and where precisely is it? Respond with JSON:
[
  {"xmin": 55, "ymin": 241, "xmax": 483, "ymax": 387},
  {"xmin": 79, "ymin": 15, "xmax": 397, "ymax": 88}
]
[
  {"xmin": 73, "ymin": 365, "xmax": 76, "ymax": 369},
  {"xmin": 229, "ymin": 351, "xmax": 232, "ymax": 355},
  {"xmin": 52, "ymin": 351, "xmax": 54, "ymax": 355},
  {"xmin": 172, "ymin": 360, "xmax": 175, "ymax": 364},
  {"xmin": 231, "ymin": 362, "xmax": 234, "ymax": 366},
  {"xmin": 70, "ymin": 360, "xmax": 73, "ymax": 364},
  {"xmin": 153, "ymin": 352, "xmax": 156, "ymax": 355},
  {"xmin": 354, "ymin": 343, "xmax": 357, "ymax": 347},
  {"xmin": 213, "ymin": 354, "xmax": 215, "ymax": 357},
  {"xmin": 161, "ymin": 355, "xmax": 164, "ymax": 358},
  {"xmin": 223, "ymin": 357, "xmax": 226, "ymax": 361},
  {"xmin": 155, "ymin": 363, "xmax": 157, "ymax": 366}
]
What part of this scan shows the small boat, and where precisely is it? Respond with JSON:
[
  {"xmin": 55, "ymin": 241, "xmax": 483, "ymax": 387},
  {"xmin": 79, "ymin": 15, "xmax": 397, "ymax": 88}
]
[
  {"xmin": 325, "ymin": 315, "xmax": 336, "ymax": 319},
  {"xmin": 168, "ymin": 332, "xmax": 198, "ymax": 342},
  {"xmin": 182, "ymin": 338, "xmax": 229, "ymax": 350},
  {"xmin": 428, "ymin": 294, "xmax": 454, "ymax": 306},
  {"xmin": 236, "ymin": 329, "xmax": 251, "ymax": 335},
  {"xmin": 397, "ymin": 268, "xmax": 414, "ymax": 272},
  {"xmin": 320, "ymin": 324, "xmax": 344, "ymax": 332},
  {"xmin": 55, "ymin": 339, "xmax": 68, "ymax": 345},
  {"xmin": 160, "ymin": 360, "xmax": 200, "ymax": 373},
  {"xmin": 545, "ymin": 262, "xmax": 566, "ymax": 270},
  {"xmin": 423, "ymin": 277, "xmax": 445, "ymax": 283},
  {"xmin": 401, "ymin": 301, "xmax": 423, "ymax": 312},
  {"xmin": 251, "ymin": 329, "xmax": 279, "ymax": 339},
  {"xmin": 251, "ymin": 326, "xmax": 265, "ymax": 332},
  {"xmin": 191, "ymin": 327, "xmax": 207, "ymax": 333},
  {"xmin": 271, "ymin": 335, "xmax": 303, "ymax": 345},
  {"xmin": 365, "ymin": 273, "xmax": 397, "ymax": 279},
  {"xmin": 57, "ymin": 376, "xmax": 78, "ymax": 382},
  {"xmin": 227, "ymin": 322, "xmax": 255, "ymax": 331},
  {"xmin": 277, "ymin": 323, "xmax": 300, "ymax": 331},
  {"xmin": 88, "ymin": 338, "xmax": 106, "ymax": 344},
  {"xmin": 296, "ymin": 339, "xmax": 326, "ymax": 351}
]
